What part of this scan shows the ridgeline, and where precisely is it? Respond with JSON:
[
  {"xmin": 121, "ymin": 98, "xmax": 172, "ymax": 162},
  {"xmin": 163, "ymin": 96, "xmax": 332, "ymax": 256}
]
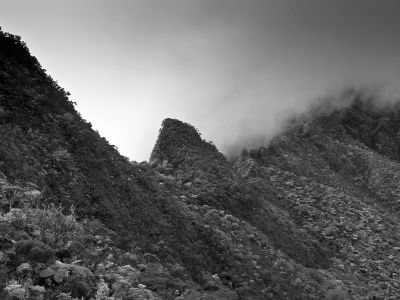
[{"xmin": 1, "ymin": 29, "xmax": 400, "ymax": 299}]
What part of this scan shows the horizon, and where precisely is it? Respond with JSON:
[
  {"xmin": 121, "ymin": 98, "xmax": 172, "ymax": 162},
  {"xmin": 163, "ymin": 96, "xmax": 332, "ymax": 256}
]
[{"xmin": 1, "ymin": 0, "xmax": 400, "ymax": 161}]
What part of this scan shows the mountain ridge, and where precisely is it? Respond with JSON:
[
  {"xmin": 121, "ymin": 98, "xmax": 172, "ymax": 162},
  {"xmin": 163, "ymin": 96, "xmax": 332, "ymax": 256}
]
[{"xmin": 1, "ymin": 28, "xmax": 400, "ymax": 299}]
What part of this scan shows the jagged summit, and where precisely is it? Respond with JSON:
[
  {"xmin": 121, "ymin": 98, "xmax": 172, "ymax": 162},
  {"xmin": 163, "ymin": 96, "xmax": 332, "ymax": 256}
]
[{"xmin": 150, "ymin": 118, "xmax": 225, "ymax": 166}]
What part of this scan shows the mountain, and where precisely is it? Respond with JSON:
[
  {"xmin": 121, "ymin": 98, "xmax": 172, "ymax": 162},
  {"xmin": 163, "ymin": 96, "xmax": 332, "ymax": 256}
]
[
  {"xmin": 1, "ymin": 28, "xmax": 400, "ymax": 299},
  {"xmin": 235, "ymin": 91, "xmax": 400, "ymax": 299}
]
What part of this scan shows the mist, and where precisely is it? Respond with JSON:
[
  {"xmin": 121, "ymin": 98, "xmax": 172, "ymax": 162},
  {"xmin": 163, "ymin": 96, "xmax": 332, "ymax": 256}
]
[{"xmin": 0, "ymin": 0, "xmax": 399, "ymax": 161}]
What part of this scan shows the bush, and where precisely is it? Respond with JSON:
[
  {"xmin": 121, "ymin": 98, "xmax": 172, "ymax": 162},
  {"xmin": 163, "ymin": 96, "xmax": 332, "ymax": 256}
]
[
  {"xmin": 325, "ymin": 288, "xmax": 350, "ymax": 300},
  {"xmin": 3, "ymin": 280, "xmax": 45, "ymax": 300},
  {"xmin": 40, "ymin": 263, "xmax": 94, "ymax": 298},
  {"xmin": 15, "ymin": 240, "xmax": 55, "ymax": 264}
]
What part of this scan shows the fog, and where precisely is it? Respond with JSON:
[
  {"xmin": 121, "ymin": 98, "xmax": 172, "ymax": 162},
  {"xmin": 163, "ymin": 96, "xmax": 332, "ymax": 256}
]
[{"xmin": 1, "ymin": 0, "xmax": 400, "ymax": 161}]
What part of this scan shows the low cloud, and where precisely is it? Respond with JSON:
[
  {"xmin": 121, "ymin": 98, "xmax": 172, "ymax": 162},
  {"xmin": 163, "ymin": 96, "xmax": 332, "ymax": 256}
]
[{"xmin": 1, "ymin": 0, "xmax": 399, "ymax": 161}]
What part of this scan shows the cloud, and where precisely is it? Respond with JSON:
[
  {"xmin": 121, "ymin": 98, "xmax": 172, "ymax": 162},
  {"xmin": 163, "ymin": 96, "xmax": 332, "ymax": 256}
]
[{"xmin": 1, "ymin": 0, "xmax": 399, "ymax": 161}]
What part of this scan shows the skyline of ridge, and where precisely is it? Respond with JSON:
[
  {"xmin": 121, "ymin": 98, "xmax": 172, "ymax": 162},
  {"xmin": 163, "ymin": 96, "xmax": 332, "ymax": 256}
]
[{"xmin": 1, "ymin": 0, "xmax": 400, "ymax": 161}]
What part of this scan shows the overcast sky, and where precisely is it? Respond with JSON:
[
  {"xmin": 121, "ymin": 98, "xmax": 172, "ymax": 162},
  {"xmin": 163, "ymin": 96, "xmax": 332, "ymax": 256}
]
[{"xmin": 1, "ymin": 0, "xmax": 400, "ymax": 161}]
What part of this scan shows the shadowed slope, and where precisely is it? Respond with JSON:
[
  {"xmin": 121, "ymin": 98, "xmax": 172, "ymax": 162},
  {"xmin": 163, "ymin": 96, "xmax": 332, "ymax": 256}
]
[{"xmin": 151, "ymin": 118, "xmax": 333, "ymax": 270}]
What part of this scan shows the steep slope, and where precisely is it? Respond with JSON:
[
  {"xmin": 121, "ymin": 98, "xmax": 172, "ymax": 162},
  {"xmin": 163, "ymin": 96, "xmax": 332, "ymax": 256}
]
[
  {"xmin": 235, "ymin": 91, "xmax": 400, "ymax": 298},
  {"xmin": 0, "ymin": 28, "xmax": 340, "ymax": 300},
  {"xmin": 2, "ymin": 27, "xmax": 400, "ymax": 300},
  {"xmin": 150, "ymin": 118, "xmax": 332, "ymax": 270},
  {"xmin": 1, "ymin": 28, "xmax": 276, "ymax": 299},
  {"xmin": 3, "ymin": 28, "xmax": 304, "ymax": 300},
  {"xmin": 149, "ymin": 119, "xmax": 347, "ymax": 299},
  {"xmin": 0, "ymin": 28, "xmax": 188, "ymax": 252}
]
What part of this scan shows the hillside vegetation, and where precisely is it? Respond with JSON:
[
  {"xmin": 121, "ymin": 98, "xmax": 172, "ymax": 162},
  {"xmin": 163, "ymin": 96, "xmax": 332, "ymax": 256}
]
[{"xmin": 1, "ymin": 28, "xmax": 400, "ymax": 299}]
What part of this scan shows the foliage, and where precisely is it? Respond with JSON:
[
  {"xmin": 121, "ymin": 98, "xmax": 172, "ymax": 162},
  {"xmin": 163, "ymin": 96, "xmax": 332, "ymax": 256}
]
[{"xmin": 2, "ymin": 27, "xmax": 400, "ymax": 299}]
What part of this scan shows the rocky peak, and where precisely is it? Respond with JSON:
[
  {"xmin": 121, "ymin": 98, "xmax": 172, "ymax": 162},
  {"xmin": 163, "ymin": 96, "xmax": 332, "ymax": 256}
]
[{"xmin": 150, "ymin": 118, "xmax": 225, "ymax": 166}]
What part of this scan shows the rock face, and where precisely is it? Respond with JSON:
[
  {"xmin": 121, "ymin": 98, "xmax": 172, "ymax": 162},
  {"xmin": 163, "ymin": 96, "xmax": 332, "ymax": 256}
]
[{"xmin": 1, "ymin": 28, "xmax": 400, "ymax": 299}]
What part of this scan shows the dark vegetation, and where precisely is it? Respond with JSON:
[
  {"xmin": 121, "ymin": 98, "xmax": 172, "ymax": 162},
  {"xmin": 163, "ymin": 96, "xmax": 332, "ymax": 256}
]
[{"xmin": 1, "ymin": 28, "xmax": 400, "ymax": 299}]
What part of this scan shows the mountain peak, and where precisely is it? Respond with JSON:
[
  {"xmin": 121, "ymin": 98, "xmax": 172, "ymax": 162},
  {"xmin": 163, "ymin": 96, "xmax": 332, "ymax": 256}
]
[{"xmin": 150, "ymin": 118, "xmax": 225, "ymax": 166}]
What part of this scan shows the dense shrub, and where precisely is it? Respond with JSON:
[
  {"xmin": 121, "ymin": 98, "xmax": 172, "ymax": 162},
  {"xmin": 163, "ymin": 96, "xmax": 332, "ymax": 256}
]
[{"xmin": 15, "ymin": 240, "xmax": 55, "ymax": 264}]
